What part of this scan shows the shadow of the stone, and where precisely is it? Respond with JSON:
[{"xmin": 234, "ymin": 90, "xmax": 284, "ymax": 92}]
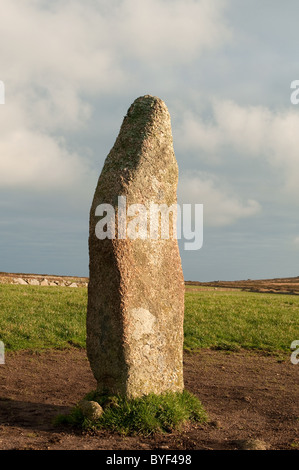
[{"xmin": 0, "ymin": 398, "xmax": 72, "ymax": 432}]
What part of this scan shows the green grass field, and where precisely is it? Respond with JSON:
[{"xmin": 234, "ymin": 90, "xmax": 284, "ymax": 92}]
[
  {"xmin": 0, "ymin": 284, "xmax": 298, "ymax": 354},
  {"xmin": 184, "ymin": 287, "xmax": 298, "ymax": 353}
]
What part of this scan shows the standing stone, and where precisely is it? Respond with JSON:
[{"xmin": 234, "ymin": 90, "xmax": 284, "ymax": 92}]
[{"xmin": 87, "ymin": 95, "xmax": 185, "ymax": 398}]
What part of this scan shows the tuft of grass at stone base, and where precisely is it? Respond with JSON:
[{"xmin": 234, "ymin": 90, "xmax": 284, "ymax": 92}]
[{"xmin": 56, "ymin": 390, "xmax": 207, "ymax": 436}]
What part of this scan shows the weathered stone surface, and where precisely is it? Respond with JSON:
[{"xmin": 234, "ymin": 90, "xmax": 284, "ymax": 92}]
[
  {"xmin": 78, "ymin": 400, "xmax": 104, "ymax": 421},
  {"xmin": 29, "ymin": 279, "xmax": 40, "ymax": 286},
  {"xmin": 87, "ymin": 95, "xmax": 185, "ymax": 398},
  {"xmin": 235, "ymin": 439, "xmax": 268, "ymax": 450}
]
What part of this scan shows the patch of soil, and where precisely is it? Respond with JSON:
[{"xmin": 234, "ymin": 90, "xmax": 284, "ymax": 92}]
[{"xmin": 0, "ymin": 349, "xmax": 298, "ymax": 450}]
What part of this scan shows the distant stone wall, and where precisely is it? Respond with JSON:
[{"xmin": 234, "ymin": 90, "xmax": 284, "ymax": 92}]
[{"xmin": 0, "ymin": 273, "xmax": 88, "ymax": 288}]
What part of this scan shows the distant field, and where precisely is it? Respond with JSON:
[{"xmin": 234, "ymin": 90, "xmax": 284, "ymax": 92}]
[
  {"xmin": 185, "ymin": 276, "xmax": 299, "ymax": 295},
  {"xmin": 184, "ymin": 288, "xmax": 299, "ymax": 353},
  {"xmin": 0, "ymin": 284, "xmax": 298, "ymax": 353}
]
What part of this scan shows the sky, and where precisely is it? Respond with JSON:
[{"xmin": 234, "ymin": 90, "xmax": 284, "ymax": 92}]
[{"xmin": 1, "ymin": 0, "xmax": 299, "ymax": 281}]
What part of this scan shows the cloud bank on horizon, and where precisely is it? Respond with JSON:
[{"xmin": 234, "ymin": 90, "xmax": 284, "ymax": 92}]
[{"xmin": 1, "ymin": 0, "xmax": 299, "ymax": 281}]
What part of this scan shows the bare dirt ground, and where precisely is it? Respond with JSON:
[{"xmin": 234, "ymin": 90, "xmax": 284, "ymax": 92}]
[{"xmin": 0, "ymin": 348, "xmax": 298, "ymax": 450}]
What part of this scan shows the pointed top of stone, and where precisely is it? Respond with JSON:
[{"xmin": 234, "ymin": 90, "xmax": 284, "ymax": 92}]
[
  {"xmin": 116, "ymin": 94, "xmax": 172, "ymax": 152},
  {"xmin": 93, "ymin": 95, "xmax": 176, "ymax": 207},
  {"xmin": 127, "ymin": 94, "xmax": 169, "ymax": 117},
  {"xmin": 126, "ymin": 94, "xmax": 168, "ymax": 116}
]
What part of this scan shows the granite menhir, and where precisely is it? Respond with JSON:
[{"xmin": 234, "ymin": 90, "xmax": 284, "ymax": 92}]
[{"xmin": 87, "ymin": 95, "xmax": 185, "ymax": 398}]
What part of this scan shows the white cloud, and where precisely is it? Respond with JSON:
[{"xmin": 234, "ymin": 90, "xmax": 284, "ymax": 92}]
[
  {"xmin": 116, "ymin": 0, "xmax": 231, "ymax": 63},
  {"xmin": 0, "ymin": 125, "xmax": 91, "ymax": 190},
  {"xmin": 178, "ymin": 171, "xmax": 261, "ymax": 226},
  {"xmin": 0, "ymin": 0, "xmax": 231, "ymax": 190},
  {"xmin": 177, "ymin": 100, "xmax": 299, "ymax": 198}
]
